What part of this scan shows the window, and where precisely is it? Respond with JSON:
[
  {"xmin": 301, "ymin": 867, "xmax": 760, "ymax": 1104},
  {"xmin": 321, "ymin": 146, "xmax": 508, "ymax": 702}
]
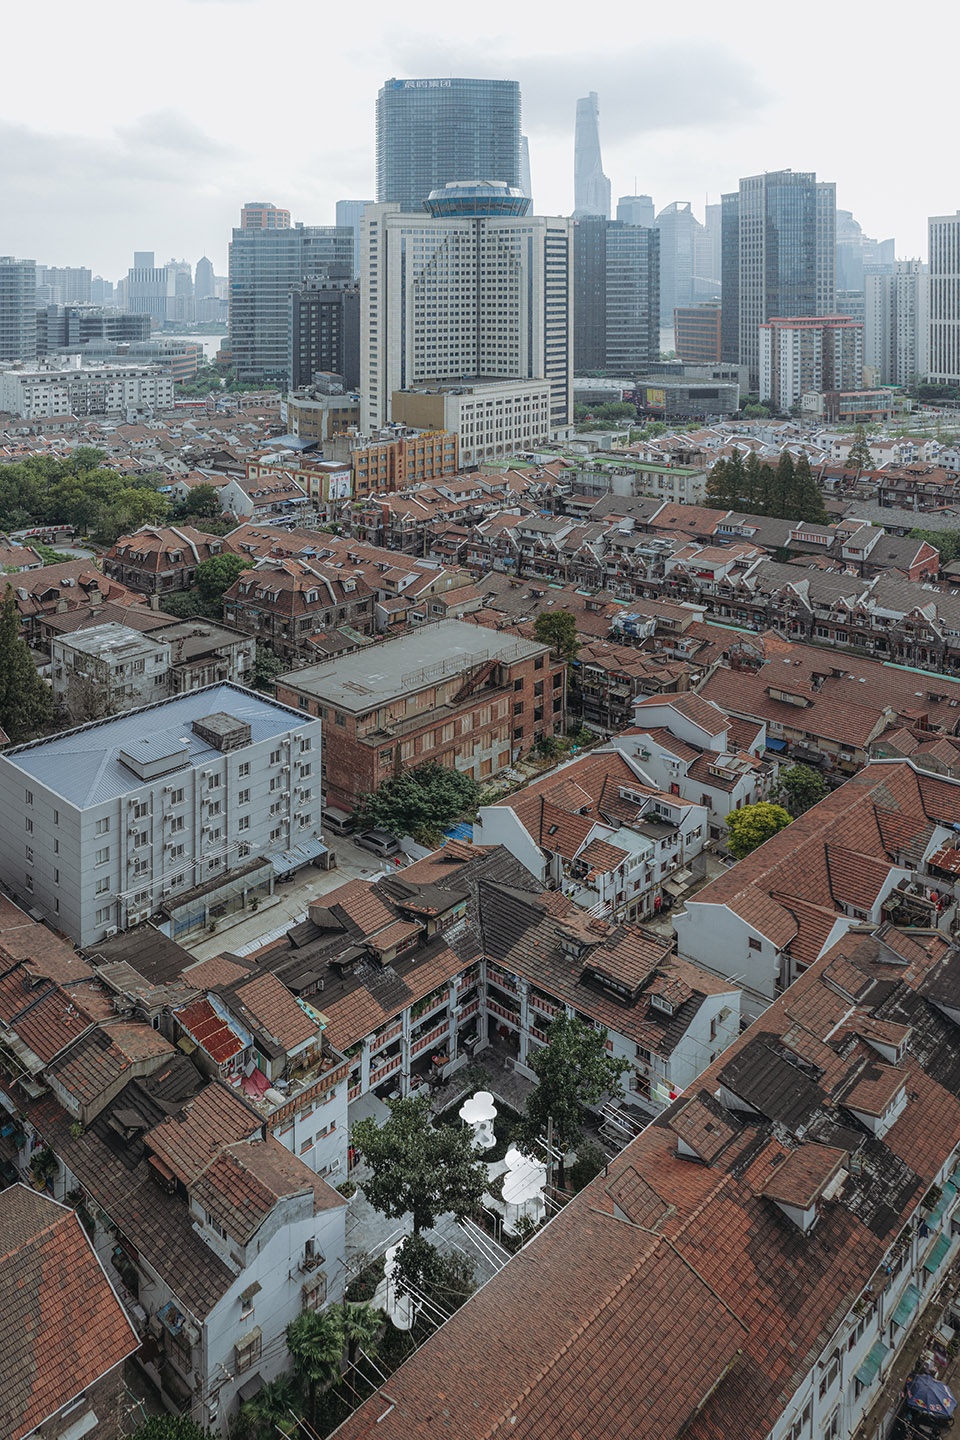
[
  {"xmin": 134, "ymin": 829, "xmax": 149, "ymax": 847},
  {"xmin": 95, "ymin": 847, "xmax": 110, "ymax": 866},
  {"xmin": 710, "ymin": 1016, "xmax": 718, "ymax": 1041},
  {"xmin": 24, "ymin": 818, "xmax": 32, "ymax": 834},
  {"xmin": 170, "ymin": 787, "xmax": 184, "ymax": 804},
  {"xmin": 24, "ymin": 789, "xmax": 32, "ymax": 806},
  {"xmin": 96, "ymin": 817, "xmax": 110, "ymax": 835},
  {"xmin": 238, "ymin": 788, "xmax": 250, "ymax": 805},
  {"xmin": 95, "ymin": 904, "xmax": 112, "ymax": 924},
  {"xmin": 302, "ymin": 1272, "xmax": 327, "ymax": 1310},
  {"xmin": 170, "ymin": 815, "xmax": 184, "ymax": 833},
  {"xmin": 748, "ymin": 937, "xmax": 762, "ymax": 951},
  {"xmin": 96, "ymin": 877, "xmax": 110, "ymax": 895},
  {"xmin": 25, "ymin": 846, "xmax": 33, "ymax": 864},
  {"xmin": 52, "ymin": 810, "xmax": 58, "ymax": 825},
  {"xmin": 300, "ymin": 763, "xmax": 311, "ymax": 778},
  {"xmin": 270, "ymin": 748, "xmax": 282, "ymax": 765},
  {"xmin": 238, "ymin": 816, "xmax": 250, "ymax": 832},
  {"xmin": 238, "ymin": 762, "xmax": 250, "ymax": 778},
  {"xmin": 133, "ymin": 801, "xmax": 148, "ymax": 820},
  {"xmin": 234, "ymin": 1328, "xmax": 262, "ymax": 1374},
  {"xmin": 24, "ymin": 874, "xmax": 33, "ymax": 892},
  {"xmin": 207, "ymin": 801, "xmax": 221, "ymax": 817}
]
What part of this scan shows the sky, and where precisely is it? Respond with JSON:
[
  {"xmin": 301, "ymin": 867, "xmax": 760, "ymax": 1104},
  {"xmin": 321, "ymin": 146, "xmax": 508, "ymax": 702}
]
[{"xmin": 1, "ymin": 0, "xmax": 953, "ymax": 281}]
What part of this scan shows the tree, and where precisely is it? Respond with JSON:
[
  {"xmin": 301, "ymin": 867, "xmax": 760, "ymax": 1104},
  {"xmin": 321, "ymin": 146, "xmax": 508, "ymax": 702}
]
[
  {"xmin": 230, "ymin": 1373, "xmax": 300, "ymax": 1440},
  {"xmin": 351, "ymin": 1094, "xmax": 488, "ymax": 1238},
  {"xmin": 771, "ymin": 763, "xmax": 829, "ymax": 818},
  {"xmin": 0, "ymin": 587, "xmax": 53, "ymax": 743},
  {"xmin": 911, "ymin": 528, "xmax": 960, "ymax": 565},
  {"xmin": 847, "ymin": 426, "xmax": 874, "ymax": 470},
  {"xmin": 523, "ymin": 1013, "xmax": 627, "ymax": 1187},
  {"xmin": 183, "ymin": 483, "xmax": 222, "ymax": 519},
  {"xmin": 286, "ymin": 1308, "xmax": 345, "ymax": 1425},
  {"xmin": 390, "ymin": 1233, "xmax": 476, "ymax": 1314},
  {"xmin": 195, "ymin": 553, "xmax": 253, "ymax": 613},
  {"xmin": 251, "ymin": 641, "xmax": 285, "ymax": 692},
  {"xmin": 357, "ymin": 761, "xmax": 481, "ymax": 845},
  {"xmin": 725, "ymin": 801, "xmax": 792, "ymax": 859},
  {"xmin": 791, "ymin": 453, "xmax": 829, "ymax": 525},
  {"xmin": 340, "ymin": 1300, "xmax": 383, "ymax": 1367},
  {"xmin": 533, "ymin": 609, "xmax": 579, "ymax": 661},
  {"xmin": 131, "ymin": 1419, "xmax": 211, "ymax": 1440}
]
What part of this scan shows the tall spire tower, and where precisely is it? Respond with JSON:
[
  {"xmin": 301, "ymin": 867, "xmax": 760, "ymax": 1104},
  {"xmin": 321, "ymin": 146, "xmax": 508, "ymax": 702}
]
[{"xmin": 573, "ymin": 92, "xmax": 611, "ymax": 219}]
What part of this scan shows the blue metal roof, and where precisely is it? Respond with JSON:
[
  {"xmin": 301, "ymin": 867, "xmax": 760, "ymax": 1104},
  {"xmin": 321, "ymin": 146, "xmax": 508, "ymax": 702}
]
[{"xmin": 4, "ymin": 684, "xmax": 308, "ymax": 809}]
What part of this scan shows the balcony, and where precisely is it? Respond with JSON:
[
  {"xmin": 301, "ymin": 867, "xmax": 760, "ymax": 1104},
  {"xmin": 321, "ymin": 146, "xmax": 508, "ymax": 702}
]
[
  {"xmin": 528, "ymin": 991, "xmax": 558, "ymax": 1019},
  {"xmin": 457, "ymin": 997, "xmax": 480, "ymax": 1023},
  {"xmin": 369, "ymin": 1021, "xmax": 402, "ymax": 1054},
  {"xmin": 369, "ymin": 1053, "xmax": 402, "ymax": 1087},
  {"xmin": 487, "ymin": 997, "xmax": 520, "ymax": 1029},
  {"xmin": 487, "ymin": 964, "xmax": 519, "ymax": 994},
  {"xmin": 410, "ymin": 1020, "xmax": 449, "ymax": 1057}
]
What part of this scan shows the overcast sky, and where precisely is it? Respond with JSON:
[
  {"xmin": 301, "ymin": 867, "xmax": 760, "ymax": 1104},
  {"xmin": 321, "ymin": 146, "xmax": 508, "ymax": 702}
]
[{"xmin": 2, "ymin": 0, "xmax": 953, "ymax": 281}]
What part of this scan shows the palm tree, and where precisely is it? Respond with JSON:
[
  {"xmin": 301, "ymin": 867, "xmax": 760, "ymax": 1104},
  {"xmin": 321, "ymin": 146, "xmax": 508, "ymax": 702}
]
[
  {"xmin": 230, "ymin": 1373, "xmax": 300, "ymax": 1439},
  {"xmin": 286, "ymin": 1308, "xmax": 345, "ymax": 1425},
  {"xmin": 340, "ymin": 1301, "xmax": 382, "ymax": 1368}
]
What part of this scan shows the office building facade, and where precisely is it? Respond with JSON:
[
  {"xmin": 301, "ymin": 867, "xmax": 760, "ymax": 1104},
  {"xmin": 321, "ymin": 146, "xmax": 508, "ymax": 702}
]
[
  {"xmin": 574, "ymin": 219, "xmax": 660, "ymax": 373},
  {"xmin": 930, "ymin": 212, "xmax": 960, "ymax": 384},
  {"xmin": 361, "ymin": 185, "xmax": 573, "ymax": 435},
  {"xmin": 376, "ymin": 77, "xmax": 521, "ymax": 213},
  {"xmin": 617, "ymin": 195, "xmax": 655, "ymax": 228},
  {"xmin": 721, "ymin": 170, "xmax": 836, "ymax": 384},
  {"xmin": 335, "ymin": 199, "xmax": 373, "ymax": 278},
  {"xmin": 865, "ymin": 260, "xmax": 929, "ymax": 386},
  {"xmin": 0, "ymin": 256, "xmax": 37, "ymax": 363},
  {"xmin": 240, "ymin": 201, "xmax": 291, "ymax": 230},
  {"xmin": 674, "ymin": 304, "xmax": 722, "ymax": 363},
  {"xmin": 229, "ymin": 216, "xmax": 353, "ymax": 384},
  {"xmin": 573, "ymin": 92, "xmax": 611, "ymax": 219},
  {"xmin": 655, "ymin": 201, "xmax": 701, "ymax": 324},
  {"xmin": 0, "ymin": 684, "xmax": 323, "ymax": 947},
  {"xmin": 288, "ymin": 279, "xmax": 360, "ymax": 390}
]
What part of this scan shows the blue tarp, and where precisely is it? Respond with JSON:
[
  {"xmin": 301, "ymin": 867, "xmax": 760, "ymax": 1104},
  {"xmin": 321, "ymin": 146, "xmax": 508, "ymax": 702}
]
[
  {"xmin": 443, "ymin": 823, "xmax": 474, "ymax": 842},
  {"xmin": 904, "ymin": 1375, "xmax": 957, "ymax": 1419},
  {"xmin": 765, "ymin": 737, "xmax": 788, "ymax": 752}
]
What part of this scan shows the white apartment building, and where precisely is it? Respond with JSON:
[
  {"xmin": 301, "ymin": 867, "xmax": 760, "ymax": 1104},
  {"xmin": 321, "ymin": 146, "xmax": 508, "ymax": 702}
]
[
  {"xmin": 391, "ymin": 378, "xmax": 553, "ymax": 466},
  {"xmin": 930, "ymin": 211, "xmax": 960, "ymax": 383},
  {"xmin": 759, "ymin": 314, "xmax": 863, "ymax": 411},
  {"xmin": 0, "ymin": 361, "xmax": 175, "ymax": 418},
  {"xmin": 0, "ymin": 683, "xmax": 323, "ymax": 946},
  {"xmin": 865, "ymin": 260, "xmax": 930, "ymax": 386},
  {"xmin": 51, "ymin": 622, "xmax": 171, "ymax": 716},
  {"xmin": 361, "ymin": 193, "xmax": 573, "ymax": 438}
]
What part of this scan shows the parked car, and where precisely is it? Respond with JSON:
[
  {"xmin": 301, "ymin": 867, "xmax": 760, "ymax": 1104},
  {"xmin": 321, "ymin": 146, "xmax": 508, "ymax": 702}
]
[{"xmin": 354, "ymin": 829, "xmax": 401, "ymax": 858}]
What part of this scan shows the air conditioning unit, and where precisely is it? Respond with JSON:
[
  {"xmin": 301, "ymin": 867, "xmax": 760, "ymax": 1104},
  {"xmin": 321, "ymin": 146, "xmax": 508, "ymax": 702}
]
[
  {"xmin": 281, "ymin": 765, "xmax": 290, "ymax": 775},
  {"xmin": 103, "ymin": 926, "xmax": 118, "ymax": 938}
]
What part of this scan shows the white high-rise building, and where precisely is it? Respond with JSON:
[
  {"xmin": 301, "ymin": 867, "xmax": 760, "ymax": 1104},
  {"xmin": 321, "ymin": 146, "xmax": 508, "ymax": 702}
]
[
  {"xmin": 930, "ymin": 212, "xmax": 960, "ymax": 384},
  {"xmin": 361, "ymin": 184, "xmax": 573, "ymax": 436},
  {"xmin": 865, "ymin": 260, "xmax": 929, "ymax": 386}
]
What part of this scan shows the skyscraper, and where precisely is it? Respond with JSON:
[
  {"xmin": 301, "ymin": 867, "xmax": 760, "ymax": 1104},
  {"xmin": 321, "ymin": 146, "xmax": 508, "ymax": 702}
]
[
  {"xmin": 289, "ymin": 279, "xmax": 360, "ymax": 390},
  {"xmin": 929, "ymin": 212, "xmax": 960, "ymax": 384},
  {"xmin": 228, "ymin": 208, "xmax": 353, "ymax": 384},
  {"xmin": 865, "ymin": 261, "xmax": 929, "ymax": 386},
  {"xmin": 617, "ymin": 196, "xmax": 655, "ymax": 228},
  {"xmin": 336, "ymin": 200, "xmax": 374, "ymax": 279},
  {"xmin": 376, "ymin": 78, "xmax": 521, "ymax": 214},
  {"xmin": 573, "ymin": 220, "xmax": 659, "ymax": 373},
  {"xmin": 194, "ymin": 256, "xmax": 216, "ymax": 301},
  {"xmin": 573, "ymin": 93, "xmax": 611, "ymax": 219},
  {"xmin": 361, "ymin": 183, "xmax": 573, "ymax": 433},
  {"xmin": 125, "ymin": 253, "xmax": 170, "ymax": 326},
  {"xmin": 0, "ymin": 257, "xmax": 37, "ymax": 363},
  {"xmin": 240, "ymin": 202, "xmax": 291, "ymax": 231},
  {"xmin": 519, "ymin": 137, "xmax": 533, "ymax": 206},
  {"xmin": 655, "ymin": 202, "xmax": 701, "ymax": 324},
  {"xmin": 721, "ymin": 169, "xmax": 836, "ymax": 384}
]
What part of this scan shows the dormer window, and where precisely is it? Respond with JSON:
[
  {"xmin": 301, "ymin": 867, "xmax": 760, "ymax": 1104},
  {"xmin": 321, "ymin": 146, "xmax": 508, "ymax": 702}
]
[{"xmin": 650, "ymin": 994, "xmax": 674, "ymax": 1016}]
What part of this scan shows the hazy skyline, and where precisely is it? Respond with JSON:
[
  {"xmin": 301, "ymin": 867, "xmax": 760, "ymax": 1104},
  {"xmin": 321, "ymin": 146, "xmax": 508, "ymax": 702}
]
[{"xmin": 1, "ymin": 0, "xmax": 952, "ymax": 279}]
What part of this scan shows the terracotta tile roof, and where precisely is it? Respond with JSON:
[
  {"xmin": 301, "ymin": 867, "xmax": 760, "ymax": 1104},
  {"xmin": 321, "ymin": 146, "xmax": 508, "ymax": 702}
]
[
  {"xmin": 668, "ymin": 1093, "xmax": 739, "ymax": 1163},
  {"xmin": 0, "ymin": 1185, "xmax": 138, "ymax": 1440},
  {"xmin": 174, "ymin": 995, "xmax": 246, "ymax": 1065},
  {"xmin": 761, "ymin": 1144, "xmax": 846, "ymax": 1208},
  {"xmin": 191, "ymin": 1135, "xmax": 343, "ymax": 1244},
  {"xmin": 181, "ymin": 954, "xmax": 254, "ymax": 989},
  {"xmin": 49, "ymin": 1020, "xmax": 174, "ymax": 1112},
  {"xmin": 229, "ymin": 972, "xmax": 318, "ymax": 1051},
  {"xmin": 842, "ymin": 1062, "xmax": 906, "ymax": 1117},
  {"xmin": 146, "ymin": 1081, "xmax": 259, "ymax": 1186},
  {"xmin": 576, "ymin": 837, "xmax": 630, "ymax": 875}
]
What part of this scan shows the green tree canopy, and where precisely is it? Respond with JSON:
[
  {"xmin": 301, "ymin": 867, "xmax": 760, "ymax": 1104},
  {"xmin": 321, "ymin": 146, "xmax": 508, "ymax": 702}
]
[
  {"xmin": 195, "ymin": 553, "xmax": 253, "ymax": 612},
  {"xmin": 251, "ymin": 641, "xmax": 285, "ymax": 692},
  {"xmin": 770, "ymin": 763, "xmax": 829, "ymax": 818},
  {"xmin": 0, "ymin": 586, "xmax": 53, "ymax": 743},
  {"xmin": 910, "ymin": 528, "xmax": 959, "ymax": 564},
  {"xmin": 351, "ymin": 1094, "xmax": 489, "ymax": 1237},
  {"xmin": 286, "ymin": 1308, "xmax": 345, "ymax": 1425},
  {"xmin": 523, "ymin": 1013, "xmax": 627, "ymax": 1185},
  {"xmin": 533, "ymin": 609, "xmax": 580, "ymax": 661},
  {"xmin": 182, "ymin": 483, "xmax": 223, "ymax": 519},
  {"xmin": 847, "ymin": 426, "xmax": 874, "ymax": 470},
  {"xmin": 0, "ymin": 454, "xmax": 169, "ymax": 542},
  {"xmin": 357, "ymin": 761, "xmax": 480, "ymax": 845},
  {"xmin": 390, "ymin": 1233, "xmax": 477, "ymax": 1314},
  {"xmin": 725, "ymin": 801, "xmax": 792, "ymax": 859},
  {"xmin": 131, "ymin": 1419, "xmax": 211, "ymax": 1440}
]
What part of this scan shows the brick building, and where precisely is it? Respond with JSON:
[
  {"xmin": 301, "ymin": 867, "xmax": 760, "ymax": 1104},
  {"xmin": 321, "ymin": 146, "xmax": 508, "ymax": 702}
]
[
  {"xmin": 104, "ymin": 525, "xmax": 227, "ymax": 594},
  {"xmin": 275, "ymin": 619, "xmax": 565, "ymax": 812},
  {"xmin": 222, "ymin": 558, "xmax": 375, "ymax": 661}
]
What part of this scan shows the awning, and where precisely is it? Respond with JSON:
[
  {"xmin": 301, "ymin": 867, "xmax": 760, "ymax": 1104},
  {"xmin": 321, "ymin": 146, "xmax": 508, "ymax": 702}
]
[
  {"xmin": 925, "ymin": 1233, "xmax": 953, "ymax": 1273},
  {"xmin": 856, "ymin": 1340, "xmax": 890, "ymax": 1387},
  {"xmin": 893, "ymin": 1282, "xmax": 921, "ymax": 1326},
  {"xmin": 237, "ymin": 1374, "xmax": 264, "ymax": 1403},
  {"xmin": 929, "ymin": 1180, "xmax": 958, "ymax": 1226},
  {"xmin": 663, "ymin": 880, "xmax": 690, "ymax": 899},
  {"xmin": 270, "ymin": 837, "xmax": 327, "ymax": 876},
  {"xmin": 765, "ymin": 737, "xmax": 788, "ymax": 752}
]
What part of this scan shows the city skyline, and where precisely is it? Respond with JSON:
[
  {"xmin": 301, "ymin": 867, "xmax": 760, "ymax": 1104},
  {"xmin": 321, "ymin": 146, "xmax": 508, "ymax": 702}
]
[{"xmin": 0, "ymin": 0, "xmax": 952, "ymax": 278}]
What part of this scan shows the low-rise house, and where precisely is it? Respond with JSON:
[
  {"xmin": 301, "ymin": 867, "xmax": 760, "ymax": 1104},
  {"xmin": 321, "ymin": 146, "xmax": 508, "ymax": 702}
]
[
  {"xmin": 11, "ymin": 561, "xmax": 144, "ymax": 647},
  {"xmin": 474, "ymin": 749, "xmax": 709, "ymax": 921},
  {"xmin": 675, "ymin": 757, "xmax": 960, "ymax": 1016},
  {"xmin": 329, "ymin": 916, "xmax": 960, "ymax": 1440},
  {"xmin": 222, "ymin": 557, "xmax": 375, "ymax": 662},
  {"xmin": 218, "ymin": 472, "xmax": 310, "ymax": 522},
  {"xmin": 0, "ymin": 1186, "xmax": 139, "ymax": 1440},
  {"xmin": 104, "ymin": 525, "xmax": 227, "ymax": 595},
  {"xmin": 614, "ymin": 691, "xmax": 771, "ymax": 838}
]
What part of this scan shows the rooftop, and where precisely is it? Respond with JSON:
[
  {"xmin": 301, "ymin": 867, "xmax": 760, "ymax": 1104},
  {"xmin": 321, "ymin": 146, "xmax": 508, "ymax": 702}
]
[
  {"xmin": 280, "ymin": 620, "xmax": 547, "ymax": 711},
  {"xmin": 2, "ymin": 682, "xmax": 310, "ymax": 807}
]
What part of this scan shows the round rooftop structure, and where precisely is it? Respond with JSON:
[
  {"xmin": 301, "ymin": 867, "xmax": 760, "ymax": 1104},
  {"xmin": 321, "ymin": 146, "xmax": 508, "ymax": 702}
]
[{"xmin": 424, "ymin": 181, "xmax": 532, "ymax": 217}]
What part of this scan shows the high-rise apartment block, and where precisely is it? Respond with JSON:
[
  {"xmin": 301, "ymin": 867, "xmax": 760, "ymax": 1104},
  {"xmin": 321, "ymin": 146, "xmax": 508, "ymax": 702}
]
[
  {"xmin": 361, "ymin": 183, "xmax": 574, "ymax": 436},
  {"xmin": 376, "ymin": 78, "xmax": 521, "ymax": 213},
  {"xmin": 35, "ymin": 266, "xmax": 92, "ymax": 306},
  {"xmin": 240, "ymin": 201, "xmax": 291, "ymax": 230},
  {"xmin": 721, "ymin": 170, "xmax": 836, "ymax": 384},
  {"xmin": 674, "ymin": 303, "xmax": 722, "ymax": 363},
  {"xmin": 929, "ymin": 212, "xmax": 960, "ymax": 384},
  {"xmin": 573, "ymin": 92, "xmax": 611, "ymax": 219},
  {"xmin": 0, "ymin": 256, "xmax": 37, "ymax": 363},
  {"xmin": 759, "ymin": 314, "xmax": 862, "ymax": 412},
  {"xmin": 573, "ymin": 218, "xmax": 660, "ymax": 373},
  {"xmin": 289, "ymin": 279, "xmax": 360, "ymax": 390},
  {"xmin": 865, "ymin": 261, "xmax": 929, "ymax": 386},
  {"xmin": 228, "ymin": 209, "xmax": 353, "ymax": 384}
]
